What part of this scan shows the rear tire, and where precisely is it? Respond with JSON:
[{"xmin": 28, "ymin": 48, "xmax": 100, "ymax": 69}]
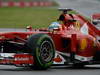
[
  {"xmin": 92, "ymin": 21, "xmax": 98, "ymax": 25},
  {"xmin": 72, "ymin": 63, "xmax": 84, "ymax": 68},
  {"xmin": 93, "ymin": 51, "xmax": 100, "ymax": 61},
  {"xmin": 27, "ymin": 33, "xmax": 55, "ymax": 70}
]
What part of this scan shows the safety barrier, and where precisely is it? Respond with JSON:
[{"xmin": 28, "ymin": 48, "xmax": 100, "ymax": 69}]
[{"xmin": 0, "ymin": 1, "xmax": 53, "ymax": 7}]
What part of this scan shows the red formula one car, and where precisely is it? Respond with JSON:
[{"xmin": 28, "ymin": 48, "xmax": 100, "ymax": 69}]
[{"xmin": 0, "ymin": 8, "xmax": 100, "ymax": 69}]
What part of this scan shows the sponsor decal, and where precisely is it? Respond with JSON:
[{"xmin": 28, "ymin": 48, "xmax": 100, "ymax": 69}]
[
  {"xmin": 15, "ymin": 57, "xmax": 29, "ymax": 61},
  {"xmin": 80, "ymin": 39, "xmax": 87, "ymax": 50}
]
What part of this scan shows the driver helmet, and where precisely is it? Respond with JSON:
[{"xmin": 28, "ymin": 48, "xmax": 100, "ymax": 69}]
[{"xmin": 48, "ymin": 22, "xmax": 62, "ymax": 30}]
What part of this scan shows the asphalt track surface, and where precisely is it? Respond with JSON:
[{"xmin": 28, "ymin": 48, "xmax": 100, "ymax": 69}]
[
  {"xmin": 0, "ymin": 65, "xmax": 100, "ymax": 75},
  {"xmin": 0, "ymin": 0, "xmax": 100, "ymax": 75}
]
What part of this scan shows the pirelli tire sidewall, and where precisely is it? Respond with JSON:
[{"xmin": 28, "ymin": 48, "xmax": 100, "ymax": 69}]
[{"xmin": 27, "ymin": 33, "xmax": 55, "ymax": 69}]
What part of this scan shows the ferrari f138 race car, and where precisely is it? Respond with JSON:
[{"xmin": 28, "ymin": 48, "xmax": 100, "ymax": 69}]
[{"xmin": 0, "ymin": 8, "xmax": 100, "ymax": 69}]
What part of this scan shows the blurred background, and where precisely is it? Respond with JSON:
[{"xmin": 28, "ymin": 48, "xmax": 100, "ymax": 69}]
[
  {"xmin": 55, "ymin": 0, "xmax": 100, "ymax": 16},
  {"xmin": 0, "ymin": 0, "xmax": 100, "ymax": 28}
]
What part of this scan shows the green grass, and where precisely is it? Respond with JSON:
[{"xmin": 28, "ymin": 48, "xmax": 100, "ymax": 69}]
[{"xmin": 0, "ymin": 7, "xmax": 59, "ymax": 28}]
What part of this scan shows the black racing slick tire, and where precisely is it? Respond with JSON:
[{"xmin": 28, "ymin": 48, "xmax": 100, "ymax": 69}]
[
  {"xmin": 72, "ymin": 63, "xmax": 84, "ymax": 68},
  {"xmin": 27, "ymin": 33, "xmax": 55, "ymax": 70},
  {"xmin": 92, "ymin": 21, "xmax": 98, "ymax": 25},
  {"xmin": 93, "ymin": 51, "xmax": 100, "ymax": 61}
]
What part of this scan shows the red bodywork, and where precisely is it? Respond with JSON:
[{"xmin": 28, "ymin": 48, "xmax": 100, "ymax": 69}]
[
  {"xmin": 92, "ymin": 13, "xmax": 100, "ymax": 19},
  {"xmin": 0, "ymin": 9, "xmax": 100, "ymax": 66}
]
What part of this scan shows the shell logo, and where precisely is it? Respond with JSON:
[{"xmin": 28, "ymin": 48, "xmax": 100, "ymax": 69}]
[{"xmin": 80, "ymin": 39, "xmax": 87, "ymax": 50}]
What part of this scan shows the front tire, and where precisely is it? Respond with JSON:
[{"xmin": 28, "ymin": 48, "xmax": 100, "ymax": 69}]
[{"xmin": 27, "ymin": 33, "xmax": 55, "ymax": 70}]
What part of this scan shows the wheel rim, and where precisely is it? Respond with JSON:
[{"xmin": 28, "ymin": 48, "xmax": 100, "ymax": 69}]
[{"xmin": 40, "ymin": 41, "xmax": 53, "ymax": 62}]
